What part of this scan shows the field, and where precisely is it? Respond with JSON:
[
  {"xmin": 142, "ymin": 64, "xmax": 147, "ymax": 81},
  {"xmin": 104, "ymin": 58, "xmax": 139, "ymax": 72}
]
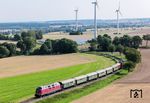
[
  {"xmin": 0, "ymin": 53, "xmax": 95, "ymax": 78},
  {"xmin": 73, "ymin": 49, "xmax": 150, "ymax": 103},
  {"xmin": 43, "ymin": 27, "xmax": 150, "ymax": 42},
  {"xmin": 36, "ymin": 52, "xmax": 126, "ymax": 103},
  {"xmin": 0, "ymin": 53, "xmax": 115, "ymax": 103}
]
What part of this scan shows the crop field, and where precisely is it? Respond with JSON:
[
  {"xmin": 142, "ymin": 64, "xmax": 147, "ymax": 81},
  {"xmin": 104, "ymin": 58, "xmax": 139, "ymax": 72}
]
[
  {"xmin": 0, "ymin": 53, "xmax": 115, "ymax": 103},
  {"xmin": 43, "ymin": 27, "xmax": 150, "ymax": 42},
  {"xmin": 0, "ymin": 53, "xmax": 94, "ymax": 78}
]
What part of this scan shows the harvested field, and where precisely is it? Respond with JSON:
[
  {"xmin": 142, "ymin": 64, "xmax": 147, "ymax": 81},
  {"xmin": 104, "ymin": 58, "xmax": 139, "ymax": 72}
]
[
  {"xmin": 72, "ymin": 49, "xmax": 150, "ymax": 103},
  {"xmin": 73, "ymin": 83, "xmax": 150, "ymax": 103},
  {"xmin": 0, "ymin": 53, "xmax": 94, "ymax": 78},
  {"xmin": 43, "ymin": 27, "xmax": 150, "ymax": 42}
]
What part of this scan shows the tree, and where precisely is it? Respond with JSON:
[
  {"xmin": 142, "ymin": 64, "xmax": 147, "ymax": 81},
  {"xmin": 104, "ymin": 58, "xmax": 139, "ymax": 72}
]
[
  {"xmin": 69, "ymin": 31, "xmax": 82, "ymax": 35},
  {"xmin": 23, "ymin": 37, "xmax": 36, "ymax": 54},
  {"xmin": 103, "ymin": 34, "xmax": 111, "ymax": 39},
  {"xmin": 124, "ymin": 48, "xmax": 141, "ymax": 63},
  {"xmin": 27, "ymin": 30, "xmax": 36, "ymax": 38},
  {"xmin": 14, "ymin": 34, "xmax": 21, "ymax": 41},
  {"xmin": 97, "ymin": 35, "xmax": 111, "ymax": 51},
  {"xmin": 89, "ymin": 42, "xmax": 97, "ymax": 51},
  {"xmin": 116, "ymin": 44, "xmax": 124, "ymax": 55},
  {"xmin": 113, "ymin": 36, "xmax": 120, "ymax": 45},
  {"xmin": 53, "ymin": 38, "xmax": 78, "ymax": 54},
  {"xmin": 143, "ymin": 34, "xmax": 150, "ymax": 47},
  {"xmin": 39, "ymin": 44, "xmax": 50, "ymax": 54},
  {"xmin": 132, "ymin": 36, "xmax": 142, "ymax": 49},
  {"xmin": 44, "ymin": 39, "xmax": 53, "ymax": 53},
  {"xmin": 21, "ymin": 32, "xmax": 27, "ymax": 40},
  {"xmin": 0, "ymin": 46, "xmax": 10, "ymax": 58},
  {"xmin": 108, "ymin": 44, "xmax": 116, "ymax": 54},
  {"xmin": 39, "ymin": 39, "xmax": 53, "ymax": 55},
  {"xmin": 124, "ymin": 61, "xmax": 136, "ymax": 72},
  {"xmin": 36, "ymin": 31, "xmax": 43, "ymax": 40},
  {"xmin": 0, "ymin": 34, "xmax": 13, "ymax": 40},
  {"xmin": 120, "ymin": 35, "xmax": 132, "ymax": 47},
  {"xmin": 21, "ymin": 31, "xmax": 36, "ymax": 40},
  {"xmin": 2, "ymin": 43, "xmax": 16, "ymax": 56},
  {"xmin": 88, "ymin": 39, "xmax": 98, "ymax": 51},
  {"xmin": 17, "ymin": 40, "xmax": 26, "ymax": 54}
]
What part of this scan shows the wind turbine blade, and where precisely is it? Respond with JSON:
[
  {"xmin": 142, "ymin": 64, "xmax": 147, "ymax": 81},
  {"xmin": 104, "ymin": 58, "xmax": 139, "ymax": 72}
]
[
  {"xmin": 118, "ymin": 1, "xmax": 120, "ymax": 10},
  {"xmin": 119, "ymin": 11, "xmax": 123, "ymax": 16},
  {"xmin": 96, "ymin": 0, "xmax": 99, "ymax": 8},
  {"xmin": 97, "ymin": 4, "xmax": 99, "ymax": 8}
]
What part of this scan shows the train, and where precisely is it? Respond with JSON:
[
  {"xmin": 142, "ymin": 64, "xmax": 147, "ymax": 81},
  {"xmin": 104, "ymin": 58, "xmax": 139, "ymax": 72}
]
[{"xmin": 35, "ymin": 62, "xmax": 123, "ymax": 98}]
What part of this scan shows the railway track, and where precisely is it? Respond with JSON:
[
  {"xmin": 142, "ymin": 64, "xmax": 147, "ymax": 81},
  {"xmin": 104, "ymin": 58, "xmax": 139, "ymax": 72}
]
[{"xmin": 20, "ymin": 70, "xmax": 121, "ymax": 103}]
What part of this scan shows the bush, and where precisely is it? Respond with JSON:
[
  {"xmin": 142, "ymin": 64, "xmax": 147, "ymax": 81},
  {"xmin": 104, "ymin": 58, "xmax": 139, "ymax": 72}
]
[
  {"xmin": 116, "ymin": 44, "xmax": 124, "ymax": 55},
  {"xmin": 33, "ymin": 38, "xmax": 78, "ymax": 55},
  {"xmin": 124, "ymin": 61, "xmax": 136, "ymax": 72},
  {"xmin": 132, "ymin": 36, "xmax": 142, "ymax": 49},
  {"xmin": 14, "ymin": 34, "xmax": 21, "ymax": 41},
  {"xmin": 0, "ymin": 34, "xmax": 13, "ymax": 40},
  {"xmin": 0, "ymin": 46, "xmax": 10, "ymax": 58},
  {"xmin": 69, "ymin": 31, "xmax": 82, "ymax": 35},
  {"xmin": 35, "ymin": 31, "xmax": 43, "ymax": 40},
  {"xmin": 2, "ymin": 43, "xmax": 17, "ymax": 56},
  {"xmin": 32, "ymin": 48, "xmax": 40, "ymax": 55},
  {"xmin": 97, "ymin": 35, "xmax": 112, "ymax": 51},
  {"xmin": 39, "ymin": 44, "xmax": 50, "ymax": 55},
  {"xmin": 53, "ymin": 38, "xmax": 78, "ymax": 54},
  {"xmin": 124, "ymin": 48, "xmax": 141, "ymax": 63},
  {"xmin": 108, "ymin": 44, "xmax": 116, "ymax": 54}
]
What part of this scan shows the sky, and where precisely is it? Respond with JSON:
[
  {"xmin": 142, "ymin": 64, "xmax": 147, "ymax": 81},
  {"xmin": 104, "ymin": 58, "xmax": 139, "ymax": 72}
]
[{"xmin": 0, "ymin": 0, "xmax": 150, "ymax": 22}]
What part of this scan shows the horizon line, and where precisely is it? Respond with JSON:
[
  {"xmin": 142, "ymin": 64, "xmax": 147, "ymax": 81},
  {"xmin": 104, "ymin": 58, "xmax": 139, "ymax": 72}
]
[{"xmin": 0, "ymin": 17, "xmax": 149, "ymax": 24}]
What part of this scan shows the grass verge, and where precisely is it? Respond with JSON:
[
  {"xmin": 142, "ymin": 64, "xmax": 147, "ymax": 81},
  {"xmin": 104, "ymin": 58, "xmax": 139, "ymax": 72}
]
[
  {"xmin": 0, "ymin": 54, "xmax": 115, "ymax": 103},
  {"xmin": 37, "ymin": 69, "xmax": 128, "ymax": 103}
]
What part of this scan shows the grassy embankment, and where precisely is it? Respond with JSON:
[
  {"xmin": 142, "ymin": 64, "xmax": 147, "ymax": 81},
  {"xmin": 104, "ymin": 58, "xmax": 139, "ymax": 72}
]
[
  {"xmin": 37, "ymin": 52, "xmax": 128, "ymax": 103},
  {"xmin": 0, "ymin": 53, "xmax": 115, "ymax": 103},
  {"xmin": 37, "ymin": 69, "xmax": 128, "ymax": 103}
]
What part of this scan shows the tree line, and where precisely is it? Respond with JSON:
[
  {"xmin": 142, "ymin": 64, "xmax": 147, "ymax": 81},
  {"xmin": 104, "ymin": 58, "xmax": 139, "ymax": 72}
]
[
  {"xmin": 88, "ymin": 34, "xmax": 150, "ymax": 54},
  {"xmin": 88, "ymin": 34, "xmax": 146, "ymax": 72},
  {"xmin": 0, "ymin": 31, "xmax": 78, "ymax": 58},
  {"xmin": 33, "ymin": 39, "xmax": 78, "ymax": 55},
  {"xmin": 0, "ymin": 30, "xmax": 43, "ymax": 41}
]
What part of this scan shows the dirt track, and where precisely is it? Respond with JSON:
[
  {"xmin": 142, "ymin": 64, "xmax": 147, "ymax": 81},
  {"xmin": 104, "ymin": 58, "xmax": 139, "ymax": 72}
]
[
  {"xmin": 0, "ymin": 54, "xmax": 94, "ymax": 78},
  {"xmin": 73, "ymin": 49, "xmax": 150, "ymax": 103}
]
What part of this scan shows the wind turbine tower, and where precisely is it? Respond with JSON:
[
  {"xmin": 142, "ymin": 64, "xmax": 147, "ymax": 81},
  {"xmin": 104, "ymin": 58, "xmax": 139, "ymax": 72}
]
[
  {"xmin": 116, "ymin": 2, "xmax": 122, "ymax": 35},
  {"xmin": 92, "ymin": 0, "xmax": 98, "ymax": 40},
  {"xmin": 75, "ymin": 9, "xmax": 79, "ymax": 31}
]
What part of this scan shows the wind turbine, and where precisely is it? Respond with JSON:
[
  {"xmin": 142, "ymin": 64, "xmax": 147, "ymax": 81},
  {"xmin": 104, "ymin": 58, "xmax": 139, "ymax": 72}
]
[
  {"xmin": 116, "ymin": 2, "xmax": 122, "ymax": 35},
  {"xmin": 92, "ymin": 0, "xmax": 99, "ymax": 39},
  {"xmin": 74, "ymin": 9, "xmax": 79, "ymax": 31}
]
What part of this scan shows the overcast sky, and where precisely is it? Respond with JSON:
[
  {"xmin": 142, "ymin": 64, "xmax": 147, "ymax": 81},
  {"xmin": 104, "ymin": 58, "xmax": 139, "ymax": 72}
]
[{"xmin": 0, "ymin": 0, "xmax": 150, "ymax": 22}]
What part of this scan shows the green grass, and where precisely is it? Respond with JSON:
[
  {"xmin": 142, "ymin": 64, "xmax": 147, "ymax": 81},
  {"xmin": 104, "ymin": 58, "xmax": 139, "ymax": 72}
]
[
  {"xmin": 0, "ymin": 53, "xmax": 115, "ymax": 103},
  {"xmin": 37, "ymin": 69, "xmax": 128, "ymax": 103}
]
